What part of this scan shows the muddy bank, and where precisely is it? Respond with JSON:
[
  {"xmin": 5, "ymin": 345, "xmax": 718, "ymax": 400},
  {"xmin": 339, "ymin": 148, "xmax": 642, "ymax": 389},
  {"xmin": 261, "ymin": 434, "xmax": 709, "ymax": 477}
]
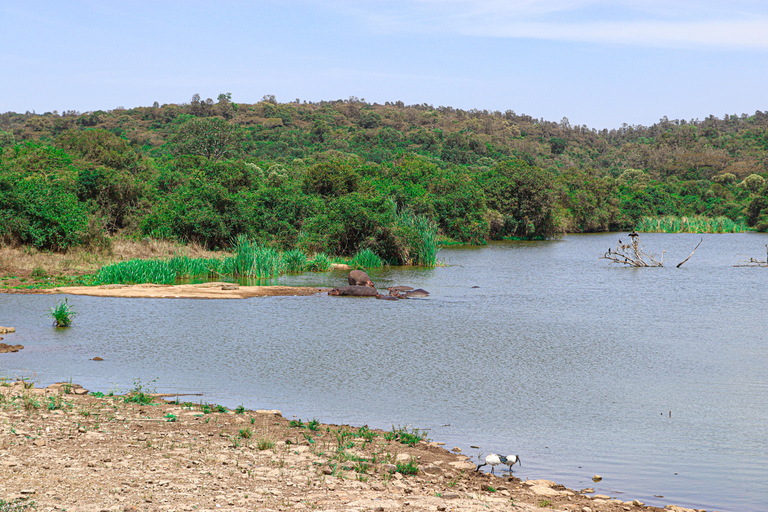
[
  {"xmin": 21, "ymin": 282, "xmax": 332, "ymax": 299},
  {"xmin": 0, "ymin": 381, "xmax": 704, "ymax": 512}
]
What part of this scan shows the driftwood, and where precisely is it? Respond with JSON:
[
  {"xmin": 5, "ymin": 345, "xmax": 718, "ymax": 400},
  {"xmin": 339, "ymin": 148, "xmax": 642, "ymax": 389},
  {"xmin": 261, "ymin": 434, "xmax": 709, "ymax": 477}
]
[
  {"xmin": 734, "ymin": 245, "xmax": 768, "ymax": 267},
  {"xmin": 601, "ymin": 233, "xmax": 702, "ymax": 268}
]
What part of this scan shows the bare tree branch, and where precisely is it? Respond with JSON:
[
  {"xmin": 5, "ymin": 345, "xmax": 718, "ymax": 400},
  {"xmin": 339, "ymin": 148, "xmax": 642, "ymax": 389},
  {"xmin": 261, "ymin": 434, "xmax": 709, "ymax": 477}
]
[{"xmin": 676, "ymin": 238, "xmax": 703, "ymax": 268}]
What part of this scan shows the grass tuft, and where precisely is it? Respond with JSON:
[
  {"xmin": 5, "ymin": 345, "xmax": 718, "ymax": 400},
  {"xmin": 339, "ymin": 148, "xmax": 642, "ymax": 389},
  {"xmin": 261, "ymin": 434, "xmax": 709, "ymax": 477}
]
[{"xmin": 49, "ymin": 298, "xmax": 76, "ymax": 327}]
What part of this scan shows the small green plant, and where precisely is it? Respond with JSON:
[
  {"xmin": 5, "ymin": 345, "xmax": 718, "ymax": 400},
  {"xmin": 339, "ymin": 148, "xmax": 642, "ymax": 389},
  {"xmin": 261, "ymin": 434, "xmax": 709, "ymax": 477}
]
[
  {"xmin": 49, "ymin": 298, "xmax": 76, "ymax": 327},
  {"xmin": 216, "ymin": 404, "xmax": 227, "ymax": 413},
  {"xmin": 90, "ymin": 391, "xmax": 105, "ymax": 398},
  {"xmin": 46, "ymin": 395, "xmax": 66, "ymax": 410},
  {"xmin": 307, "ymin": 418, "xmax": 320, "ymax": 431},
  {"xmin": 124, "ymin": 378, "xmax": 156, "ymax": 405},
  {"xmin": 0, "ymin": 497, "xmax": 36, "ymax": 512},
  {"xmin": 290, "ymin": 418, "xmax": 305, "ymax": 428},
  {"xmin": 164, "ymin": 413, "xmax": 177, "ymax": 422},
  {"xmin": 235, "ymin": 404, "xmax": 245, "ymax": 414},
  {"xmin": 388, "ymin": 424, "xmax": 427, "ymax": 446},
  {"xmin": 395, "ymin": 458, "xmax": 419, "ymax": 476},
  {"xmin": 239, "ymin": 427, "xmax": 252, "ymax": 439},
  {"xmin": 31, "ymin": 267, "xmax": 48, "ymax": 279},
  {"xmin": 538, "ymin": 499, "xmax": 552, "ymax": 507},
  {"xmin": 256, "ymin": 438, "xmax": 275, "ymax": 450},
  {"xmin": 201, "ymin": 404, "xmax": 211, "ymax": 414},
  {"xmin": 21, "ymin": 394, "xmax": 40, "ymax": 411}
]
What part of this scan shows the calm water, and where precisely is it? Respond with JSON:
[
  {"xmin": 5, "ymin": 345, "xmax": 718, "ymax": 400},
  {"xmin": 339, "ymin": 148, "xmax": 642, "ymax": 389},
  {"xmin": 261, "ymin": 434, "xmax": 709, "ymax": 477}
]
[{"xmin": 2, "ymin": 233, "xmax": 767, "ymax": 511}]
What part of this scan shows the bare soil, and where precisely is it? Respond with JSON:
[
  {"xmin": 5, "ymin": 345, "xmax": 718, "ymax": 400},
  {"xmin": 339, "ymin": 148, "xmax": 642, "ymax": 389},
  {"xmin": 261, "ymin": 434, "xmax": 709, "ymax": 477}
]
[
  {"xmin": 45, "ymin": 283, "xmax": 330, "ymax": 299},
  {"xmin": 0, "ymin": 381, "xmax": 699, "ymax": 512}
]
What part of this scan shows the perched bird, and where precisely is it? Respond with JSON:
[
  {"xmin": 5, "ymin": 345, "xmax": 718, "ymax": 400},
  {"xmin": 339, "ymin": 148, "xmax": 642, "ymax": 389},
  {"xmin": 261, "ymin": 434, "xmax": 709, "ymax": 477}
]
[
  {"xmin": 629, "ymin": 231, "xmax": 639, "ymax": 238},
  {"xmin": 500, "ymin": 454, "xmax": 521, "ymax": 472},
  {"xmin": 618, "ymin": 239, "xmax": 622, "ymax": 244}
]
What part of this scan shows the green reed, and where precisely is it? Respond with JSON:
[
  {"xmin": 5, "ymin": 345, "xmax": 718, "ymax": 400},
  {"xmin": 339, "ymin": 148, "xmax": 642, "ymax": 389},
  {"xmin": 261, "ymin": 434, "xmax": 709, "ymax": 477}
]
[
  {"xmin": 347, "ymin": 248, "xmax": 383, "ymax": 269},
  {"xmin": 306, "ymin": 253, "xmax": 332, "ymax": 272},
  {"xmin": 394, "ymin": 210, "xmax": 438, "ymax": 267},
  {"xmin": 636, "ymin": 216, "xmax": 748, "ymax": 234},
  {"xmin": 49, "ymin": 298, "xmax": 76, "ymax": 327},
  {"xmin": 283, "ymin": 249, "xmax": 308, "ymax": 274}
]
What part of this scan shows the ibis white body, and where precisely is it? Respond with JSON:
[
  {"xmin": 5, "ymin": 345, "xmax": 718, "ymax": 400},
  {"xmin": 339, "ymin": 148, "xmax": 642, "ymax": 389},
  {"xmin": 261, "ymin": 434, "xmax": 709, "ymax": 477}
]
[{"xmin": 476, "ymin": 453, "xmax": 521, "ymax": 474}]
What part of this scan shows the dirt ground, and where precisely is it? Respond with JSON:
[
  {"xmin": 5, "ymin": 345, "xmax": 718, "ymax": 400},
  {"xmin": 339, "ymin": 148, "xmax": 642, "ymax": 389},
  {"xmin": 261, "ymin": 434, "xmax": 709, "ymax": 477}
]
[
  {"xmin": 45, "ymin": 283, "xmax": 330, "ymax": 299},
  {"xmin": 0, "ymin": 381, "xmax": 703, "ymax": 512}
]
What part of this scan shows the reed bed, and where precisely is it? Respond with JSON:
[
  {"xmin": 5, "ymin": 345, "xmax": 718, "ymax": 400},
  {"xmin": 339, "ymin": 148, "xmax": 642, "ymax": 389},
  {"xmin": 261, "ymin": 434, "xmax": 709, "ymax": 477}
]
[
  {"xmin": 348, "ymin": 248, "xmax": 383, "ymax": 269},
  {"xmin": 636, "ymin": 216, "xmax": 748, "ymax": 234},
  {"xmin": 306, "ymin": 253, "xmax": 331, "ymax": 272},
  {"xmin": 93, "ymin": 238, "xmax": 328, "ymax": 285},
  {"xmin": 395, "ymin": 211, "xmax": 439, "ymax": 266}
]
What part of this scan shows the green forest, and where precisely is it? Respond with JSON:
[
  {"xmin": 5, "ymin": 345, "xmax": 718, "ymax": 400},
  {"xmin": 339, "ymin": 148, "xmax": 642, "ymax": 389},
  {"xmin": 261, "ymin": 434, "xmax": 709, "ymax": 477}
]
[{"xmin": 2, "ymin": 94, "xmax": 768, "ymax": 265}]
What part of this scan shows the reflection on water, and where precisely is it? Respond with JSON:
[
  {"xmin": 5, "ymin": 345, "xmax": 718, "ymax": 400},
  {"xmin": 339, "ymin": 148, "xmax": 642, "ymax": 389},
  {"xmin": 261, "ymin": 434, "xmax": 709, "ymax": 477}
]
[{"xmin": 2, "ymin": 233, "xmax": 768, "ymax": 512}]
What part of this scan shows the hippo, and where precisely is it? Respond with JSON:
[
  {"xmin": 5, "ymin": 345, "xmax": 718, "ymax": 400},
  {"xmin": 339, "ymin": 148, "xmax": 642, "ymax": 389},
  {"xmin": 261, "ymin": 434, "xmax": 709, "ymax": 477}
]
[
  {"xmin": 404, "ymin": 288, "xmax": 429, "ymax": 298},
  {"xmin": 328, "ymin": 285, "xmax": 378, "ymax": 297},
  {"xmin": 375, "ymin": 293, "xmax": 399, "ymax": 300},
  {"xmin": 387, "ymin": 285, "xmax": 414, "ymax": 292},
  {"xmin": 348, "ymin": 270, "xmax": 375, "ymax": 288}
]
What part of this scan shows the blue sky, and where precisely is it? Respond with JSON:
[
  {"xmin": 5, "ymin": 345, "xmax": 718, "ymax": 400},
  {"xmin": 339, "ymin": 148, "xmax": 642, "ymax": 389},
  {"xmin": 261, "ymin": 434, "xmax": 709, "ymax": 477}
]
[{"xmin": 1, "ymin": 0, "xmax": 767, "ymax": 129}]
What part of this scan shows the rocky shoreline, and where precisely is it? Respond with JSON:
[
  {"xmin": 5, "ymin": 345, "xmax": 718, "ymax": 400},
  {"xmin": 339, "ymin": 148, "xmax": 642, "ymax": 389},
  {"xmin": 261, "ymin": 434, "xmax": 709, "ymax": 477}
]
[{"xmin": 0, "ymin": 380, "xmax": 709, "ymax": 512}]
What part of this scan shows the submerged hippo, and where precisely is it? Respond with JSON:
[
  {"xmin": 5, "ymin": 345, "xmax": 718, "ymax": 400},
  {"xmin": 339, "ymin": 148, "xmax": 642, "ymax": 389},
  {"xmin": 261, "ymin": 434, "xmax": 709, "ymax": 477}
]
[
  {"xmin": 404, "ymin": 288, "xmax": 429, "ymax": 298},
  {"xmin": 328, "ymin": 285, "xmax": 379, "ymax": 297},
  {"xmin": 348, "ymin": 270, "xmax": 375, "ymax": 288},
  {"xmin": 387, "ymin": 285, "xmax": 414, "ymax": 292},
  {"xmin": 375, "ymin": 293, "xmax": 399, "ymax": 300}
]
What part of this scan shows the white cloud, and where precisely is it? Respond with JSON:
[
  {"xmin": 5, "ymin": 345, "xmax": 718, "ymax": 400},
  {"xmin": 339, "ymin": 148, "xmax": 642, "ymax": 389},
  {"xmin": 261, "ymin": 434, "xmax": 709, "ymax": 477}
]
[{"xmin": 336, "ymin": 0, "xmax": 768, "ymax": 48}]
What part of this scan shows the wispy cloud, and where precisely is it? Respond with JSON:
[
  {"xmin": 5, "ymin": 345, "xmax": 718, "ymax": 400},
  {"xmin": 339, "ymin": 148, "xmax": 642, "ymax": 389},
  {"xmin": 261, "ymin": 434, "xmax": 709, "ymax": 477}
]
[{"xmin": 334, "ymin": 0, "xmax": 768, "ymax": 48}]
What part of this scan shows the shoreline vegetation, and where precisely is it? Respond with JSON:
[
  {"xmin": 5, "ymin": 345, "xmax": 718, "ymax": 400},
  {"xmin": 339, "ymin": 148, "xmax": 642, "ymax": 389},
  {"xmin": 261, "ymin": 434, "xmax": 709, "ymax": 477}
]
[
  {"xmin": 2, "ymin": 97, "xmax": 768, "ymax": 272},
  {"xmin": 0, "ymin": 379, "xmax": 703, "ymax": 512}
]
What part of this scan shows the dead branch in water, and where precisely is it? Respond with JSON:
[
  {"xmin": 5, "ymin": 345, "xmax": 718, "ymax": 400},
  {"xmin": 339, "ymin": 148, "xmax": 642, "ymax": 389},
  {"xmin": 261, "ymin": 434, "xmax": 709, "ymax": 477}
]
[
  {"xmin": 734, "ymin": 245, "xmax": 768, "ymax": 267},
  {"xmin": 676, "ymin": 238, "xmax": 703, "ymax": 268},
  {"xmin": 601, "ymin": 232, "xmax": 664, "ymax": 267},
  {"xmin": 600, "ymin": 233, "xmax": 703, "ymax": 268}
]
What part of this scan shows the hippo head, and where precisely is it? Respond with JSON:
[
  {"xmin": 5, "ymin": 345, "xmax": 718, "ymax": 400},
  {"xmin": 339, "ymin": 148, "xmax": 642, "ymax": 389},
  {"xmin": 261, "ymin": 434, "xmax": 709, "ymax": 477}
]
[{"xmin": 328, "ymin": 288, "xmax": 340, "ymax": 296}]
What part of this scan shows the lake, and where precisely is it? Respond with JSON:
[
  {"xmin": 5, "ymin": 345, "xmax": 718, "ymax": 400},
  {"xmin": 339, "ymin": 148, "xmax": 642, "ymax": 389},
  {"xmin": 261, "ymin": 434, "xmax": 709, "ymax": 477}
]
[{"xmin": 2, "ymin": 232, "xmax": 767, "ymax": 511}]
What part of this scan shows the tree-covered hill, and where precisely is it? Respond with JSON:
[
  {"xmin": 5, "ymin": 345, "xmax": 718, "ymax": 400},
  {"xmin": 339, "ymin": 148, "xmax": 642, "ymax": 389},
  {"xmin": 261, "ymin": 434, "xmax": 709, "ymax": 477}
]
[{"xmin": 2, "ymin": 94, "xmax": 768, "ymax": 259}]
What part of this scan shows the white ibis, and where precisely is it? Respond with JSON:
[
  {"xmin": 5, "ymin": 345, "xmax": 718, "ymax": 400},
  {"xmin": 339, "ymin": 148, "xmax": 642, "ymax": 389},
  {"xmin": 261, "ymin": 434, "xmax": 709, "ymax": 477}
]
[
  {"xmin": 476, "ymin": 453, "xmax": 502, "ymax": 474},
  {"xmin": 476, "ymin": 453, "xmax": 521, "ymax": 474},
  {"xmin": 501, "ymin": 454, "xmax": 521, "ymax": 472}
]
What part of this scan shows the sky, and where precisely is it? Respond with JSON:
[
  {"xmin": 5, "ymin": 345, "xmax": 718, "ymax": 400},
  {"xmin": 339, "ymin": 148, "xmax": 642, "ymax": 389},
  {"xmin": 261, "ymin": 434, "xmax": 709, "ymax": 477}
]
[{"xmin": 1, "ymin": 0, "xmax": 767, "ymax": 129}]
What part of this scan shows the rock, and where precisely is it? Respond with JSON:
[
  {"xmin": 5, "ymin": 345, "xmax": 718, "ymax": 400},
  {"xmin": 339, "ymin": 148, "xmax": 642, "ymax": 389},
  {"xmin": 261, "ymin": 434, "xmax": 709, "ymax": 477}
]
[
  {"xmin": 451, "ymin": 447, "xmax": 461, "ymax": 453},
  {"xmin": 530, "ymin": 485, "xmax": 562, "ymax": 497},
  {"xmin": 592, "ymin": 494, "xmax": 611, "ymax": 500},
  {"xmin": 381, "ymin": 464, "xmax": 397, "ymax": 473},
  {"xmin": 221, "ymin": 284, "xmax": 239, "ymax": 290},
  {"xmin": 442, "ymin": 493, "xmax": 461, "ymax": 500},
  {"xmin": 592, "ymin": 475, "xmax": 602, "ymax": 482},
  {"xmin": 91, "ymin": 356, "xmax": 104, "ymax": 361},
  {"xmin": 0, "ymin": 326, "xmax": 16, "ymax": 333},
  {"xmin": 422, "ymin": 465, "xmax": 443, "ymax": 474},
  {"xmin": 330, "ymin": 263, "xmax": 352, "ymax": 270},
  {"xmin": 448, "ymin": 461, "xmax": 476, "ymax": 470},
  {"xmin": 523, "ymin": 479, "xmax": 557, "ymax": 488},
  {"xmin": 582, "ymin": 508, "xmax": 592, "ymax": 512},
  {"xmin": 0, "ymin": 343, "xmax": 24, "ymax": 353},
  {"xmin": 255, "ymin": 409, "xmax": 282, "ymax": 416},
  {"xmin": 633, "ymin": 500, "xmax": 645, "ymax": 506},
  {"xmin": 664, "ymin": 506, "xmax": 697, "ymax": 512},
  {"xmin": 581, "ymin": 488, "xmax": 594, "ymax": 494}
]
